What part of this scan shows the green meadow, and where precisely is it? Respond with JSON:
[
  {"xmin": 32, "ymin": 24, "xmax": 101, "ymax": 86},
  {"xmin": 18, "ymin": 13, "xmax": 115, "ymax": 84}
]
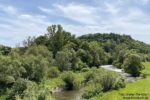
[{"xmin": 90, "ymin": 62, "xmax": 150, "ymax": 100}]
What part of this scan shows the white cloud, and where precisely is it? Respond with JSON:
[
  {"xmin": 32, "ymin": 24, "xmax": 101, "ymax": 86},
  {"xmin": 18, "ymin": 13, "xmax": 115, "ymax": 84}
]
[
  {"xmin": 105, "ymin": 2, "xmax": 120, "ymax": 15},
  {"xmin": 38, "ymin": 6, "xmax": 53, "ymax": 13},
  {"xmin": 0, "ymin": 5, "xmax": 18, "ymax": 15},
  {"xmin": 40, "ymin": 3, "xmax": 101, "ymax": 25},
  {"xmin": 1, "ymin": 0, "xmax": 150, "ymax": 46},
  {"xmin": 136, "ymin": 0, "xmax": 150, "ymax": 5},
  {"xmin": 56, "ymin": 3, "xmax": 101, "ymax": 25},
  {"xmin": 0, "ymin": 5, "xmax": 51, "ymax": 47}
]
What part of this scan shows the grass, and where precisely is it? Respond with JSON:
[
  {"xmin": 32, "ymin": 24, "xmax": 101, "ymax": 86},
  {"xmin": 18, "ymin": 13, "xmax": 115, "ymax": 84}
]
[
  {"xmin": 142, "ymin": 62, "xmax": 150, "ymax": 75},
  {"xmin": 41, "ymin": 71, "xmax": 86, "ymax": 91},
  {"xmin": 41, "ymin": 77, "xmax": 65, "ymax": 90},
  {"xmin": 90, "ymin": 62, "xmax": 150, "ymax": 100},
  {"xmin": 0, "ymin": 96, "xmax": 6, "ymax": 100}
]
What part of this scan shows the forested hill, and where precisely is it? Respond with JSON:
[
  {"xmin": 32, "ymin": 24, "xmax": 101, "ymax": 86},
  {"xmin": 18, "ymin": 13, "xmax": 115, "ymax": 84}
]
[
  {"xmin": 79, "ymin": 33, "xmax": 132, "ymax": 43},
  {"xmin": 79, "ymin": 33, "xmax": 150, "ymax": 54}
]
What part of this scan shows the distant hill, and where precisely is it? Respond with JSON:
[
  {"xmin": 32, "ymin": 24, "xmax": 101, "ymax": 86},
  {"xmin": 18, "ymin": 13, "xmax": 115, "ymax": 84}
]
[{"xmin": 78, "ymin": 33, "xmax": 150, "ymax": 54}]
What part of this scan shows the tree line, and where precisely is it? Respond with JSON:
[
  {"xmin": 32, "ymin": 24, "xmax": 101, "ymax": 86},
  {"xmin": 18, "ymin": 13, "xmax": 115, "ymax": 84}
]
[{"xmin": 0, "ymin": 25, "xmax": 147, "ymax": 99}]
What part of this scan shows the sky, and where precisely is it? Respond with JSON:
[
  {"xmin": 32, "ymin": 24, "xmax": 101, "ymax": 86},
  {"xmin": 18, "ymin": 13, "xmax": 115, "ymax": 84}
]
[{"xmin": 0, "ymin": 0, "xmax": 150, "ymax": 47}]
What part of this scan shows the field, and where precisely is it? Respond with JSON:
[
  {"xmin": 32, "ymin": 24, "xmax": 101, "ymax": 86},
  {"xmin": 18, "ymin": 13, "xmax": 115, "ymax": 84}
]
[
  {"xmin": 90, "ymin": 62, "xmax": 150, "ymax": 100},
  {"xmin": 142, "ymin": 62, "xmax": 150, "ymax": 75}
]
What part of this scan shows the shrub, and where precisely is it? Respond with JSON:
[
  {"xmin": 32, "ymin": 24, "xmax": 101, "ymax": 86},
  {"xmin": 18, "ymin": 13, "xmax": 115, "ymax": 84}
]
[
  {"xmin": 84, "ymin": 70, "xmax": 96, "ymax": 83},
  {"xmin": 62, "ymin": 71, "xmax": 81, "ymax": 90},
  {"xmin": 81, "ymin": 68, "xmax": 89, "ymax": 72},
  {"xmin": 48, "ymin": 67, "xmax": 60, "ymax": 78},
  {"xmin": 123, "ymin": 54, "xmax": 144, "ymax": 77},
  {"xmin": 22, "ymin": 55, "xmax": 49, "ymax": 82},
  {"xmin": 113, "ymin": 77, "xmax": 125, "ymax": 90},
  {"xmin": 62, "ymin": 71, "xmax": 75, "ymax": 90},
  {"xmin": 6, "ymin": 78, "xmax": 34, "ymax": 100},
  {"xmin": 100, "ymin": 71, "xmax": 125, "ymax": 92},
  {"xmin": 14, "ymin": 80, "xmax": 52, "ymax": 100},
  {"xmin": 100, "ymin": 72, "xmax": 116, "ymax": 91},
  {"xmin": 82, "ymin": 83, "xmax": 102, "ymax": 99}
]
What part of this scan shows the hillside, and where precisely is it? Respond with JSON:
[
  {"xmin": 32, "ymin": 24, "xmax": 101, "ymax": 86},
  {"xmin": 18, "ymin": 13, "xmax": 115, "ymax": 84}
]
[{"xmin": 79, "ymin": 33, "xmax": 150, "ymax": 54}]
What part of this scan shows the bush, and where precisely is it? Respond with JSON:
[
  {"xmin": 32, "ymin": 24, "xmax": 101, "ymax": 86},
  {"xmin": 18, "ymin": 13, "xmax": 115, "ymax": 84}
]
[
  {"xmin": 62, "ymin": 72, "xmax": 75, "ymax": 90},
  {"xmin": 62, "ymin": 71, "xmax": 81, "ymax": 90},
  {"xmin": 48, "ymin": 67, "xmax": 60, "ymax": 78},
  {"xmin": 6, "ymin": 78, "xmax": 34, "ymax": 100},
  {"xmin": 82, "ymin": 83, "xmax": 102, "ymax": 99},
  {"xmin": 84, "ymin": 70, "xmax": 96, "ymax": 83},
  {"xmin": 113, "ymin": 77, "xmax": 125, "ymax": 90},
  {"xmin": 13, "ymin": 79, "xmax": 52, "ymax": 100},
  {"xmin": 22, "ymin": 55, "xmax": 49, "ymax": 82},
  {"xmin": 123, "ymin": 54, "xmax": 144, "ymax": 77},
  {"xmin": 100, "ymin": 71, "xmax": 125, "ymax": 92},
  {"xmin": 81, "ymin": 68, "xmax": 89, "ymax": 72},
  {"xmin": 100, "ymin": 72, "xmax": 116, "ymax": 91}
]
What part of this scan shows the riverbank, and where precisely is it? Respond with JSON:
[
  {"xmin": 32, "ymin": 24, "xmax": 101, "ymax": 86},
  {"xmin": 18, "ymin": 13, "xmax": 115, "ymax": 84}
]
[
  {"xmin": 31, "ymin": 63, "xmax": 148, "ymax": 100},
  {"xmin": 90, "ymin": 62, "xmax": 150, "ymax": 100},
  {"xmin": 39, "ymin": 68, "xmax": 125, "ymax": 100},
  {"xmin": 101, "ymin": 65, "xmax": 143, "ymax": 83},
  {"xmin": 40, "ymin": 72, "xmax": 85, "ymax": 100}
]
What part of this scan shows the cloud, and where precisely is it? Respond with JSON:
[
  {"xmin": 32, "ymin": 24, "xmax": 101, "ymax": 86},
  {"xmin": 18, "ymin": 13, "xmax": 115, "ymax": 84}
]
[
  {"xmin": 0, "ymin": 5, "xmax": 51, "ymax": 47},
  {"xmin": 38, "ymin": 6, "xmax": 53, "ymax": 13},
  {"xmin": 136, "ymin": 0, "xmax": 150, "ymax": 5},
  {"xmin": 104, "ymin": 2, "xmax": 120, "ymax": 15},
  {"xmin": 39, "ymin": 3, "xmax": 101, "ymax": 25},
  {"xmin": 0, "ymin": 5, "xmax": 18, "ymax": 15},
  {"xmin": 1, "ymin": 0, "xmax": 150, "ymax": 46}
]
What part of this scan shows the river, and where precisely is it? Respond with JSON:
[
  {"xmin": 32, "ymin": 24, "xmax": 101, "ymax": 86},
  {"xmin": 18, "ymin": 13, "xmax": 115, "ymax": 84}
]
[
  {"xmin": 101, "ymin": 65, "xmax": 140, "ymax": 82},
  {"xmin": 52, "ymin": 90, "xmax": 82, "ymax": 100},
  {"xmin": 52, "ymin": 65, "xmax": 138, "ymax": 100}
]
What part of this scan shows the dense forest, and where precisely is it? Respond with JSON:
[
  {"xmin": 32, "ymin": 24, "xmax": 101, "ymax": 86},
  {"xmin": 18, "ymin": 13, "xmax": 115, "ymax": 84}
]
[{"xmin": 0, "ymin": 25, "xmax": 149, "ymax": 100}]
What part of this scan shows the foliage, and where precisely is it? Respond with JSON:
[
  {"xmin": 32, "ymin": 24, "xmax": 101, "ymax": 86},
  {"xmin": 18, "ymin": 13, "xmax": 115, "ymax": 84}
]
[
  {"xmin": 98, "ymin": 71, "xmax": 125, "ymax": 92},
  {"xmin": 0, "ymin": 25, "xmax": 149, "ymax": 99},
  {"xmin": 6, "ymin": 78, "xmax": 34, "ymax": 100},
  {"xmin": 82, "ymin": 84, "xmax": 102, "ymax": 99},
  {"xmin": 62, "ymin": 72, "xmax": 77, "ymax": 90},
  {"xmin": 22, "ymin": 55, "xmax": 49, "ymax": 82},
  {"xmin": 47, "ymin": 25, "xmax": 74, "ymax": 57},
  {"xmin": 55, "ymin": 51, "xmax": 72, "ymax": 71},
  {"xmin": 0, "ymin": 45, "xmax": 11, "ymax": 55},
  {"xmin": 48, "ymin": 67, "xmax": 60, "ymax": 78},
  {"xmin": 122, "ymin": 54, "xmax": 144, "ymax": 77}
]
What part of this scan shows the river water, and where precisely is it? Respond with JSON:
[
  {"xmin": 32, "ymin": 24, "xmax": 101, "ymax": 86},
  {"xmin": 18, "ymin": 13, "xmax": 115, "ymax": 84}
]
[
  {"xmin": 52, "ymin": 90, "xmax": 82, "ymax": 100},
  {"xmin": 101, "ymin": 65, "xmax": 139, "ymax": 82},
  {"xmin": 52, "ymin": 65, "xmax": 138, "ymax": 100}
]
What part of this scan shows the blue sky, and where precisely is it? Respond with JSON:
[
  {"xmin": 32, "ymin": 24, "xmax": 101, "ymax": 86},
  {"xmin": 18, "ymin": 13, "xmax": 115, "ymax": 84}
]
[{"xmin": 0, "ymin": 0, "xmax": 150, "ymax": 46}]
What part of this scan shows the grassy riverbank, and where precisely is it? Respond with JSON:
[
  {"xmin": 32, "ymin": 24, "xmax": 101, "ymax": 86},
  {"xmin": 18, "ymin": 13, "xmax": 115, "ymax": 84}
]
[{"xmin": 90, "ymin": 62, "xmax": 150, "ymax": 100}]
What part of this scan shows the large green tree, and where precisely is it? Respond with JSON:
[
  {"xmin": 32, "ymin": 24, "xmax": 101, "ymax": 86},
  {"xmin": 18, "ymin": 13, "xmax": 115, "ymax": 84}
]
[
  {"xmin": 122, "ymin": 54, "xmax": 144, "ymax": 77},
  {"xmin": 47, "ymin": 25, "xmax": 74, "ymax": 57}
]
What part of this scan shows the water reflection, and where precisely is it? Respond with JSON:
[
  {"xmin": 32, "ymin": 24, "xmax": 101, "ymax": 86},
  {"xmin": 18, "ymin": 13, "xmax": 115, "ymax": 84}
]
[{"xmin": 52, "ymin": 90, "xmax": 81, "ymax": 100}]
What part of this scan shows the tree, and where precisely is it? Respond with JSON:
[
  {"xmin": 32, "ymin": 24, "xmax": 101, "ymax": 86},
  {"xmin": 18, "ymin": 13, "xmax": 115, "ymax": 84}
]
[
  {"xmin": 25, "ymin": 45, "xmax": 54, "ymax": 64},
  {"xmin": 78, "ymin": 42, "xmax": 107, "ymax": 67},
  {"xmin": 55, "ymin": 50, "xmax": 72, "ymax": 71},
  {"xmin": 0, "ymin": 45, "xmax": 11, "ymax": 55},
  {"xmin": 113, "ymin": 49, "xmax": 127, "ymax": 68},
  {"xmin": 0, "ymin": 53, "xmax": 26, "ymax": 94},
  {"xmin": 23, "ymin": 36, "xmax": 35, "ymax": 47},
  {"xmin": 34, "ymin": 35, "xmax": 48, "ymax": 46},
  {"xmin": 47, "ymin": 25, "xmax": 74, "ymax": 57},
  {"xmin": 89, "ymin": 42, "xmax": 107, "ymax": 67},
  {"xmin": 22, "ymin": 55, "xmax": 49, "ymax": 82},
  {"xmin": 122, "ymin": 54, "xmax": 144, "ymax": 77}
]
